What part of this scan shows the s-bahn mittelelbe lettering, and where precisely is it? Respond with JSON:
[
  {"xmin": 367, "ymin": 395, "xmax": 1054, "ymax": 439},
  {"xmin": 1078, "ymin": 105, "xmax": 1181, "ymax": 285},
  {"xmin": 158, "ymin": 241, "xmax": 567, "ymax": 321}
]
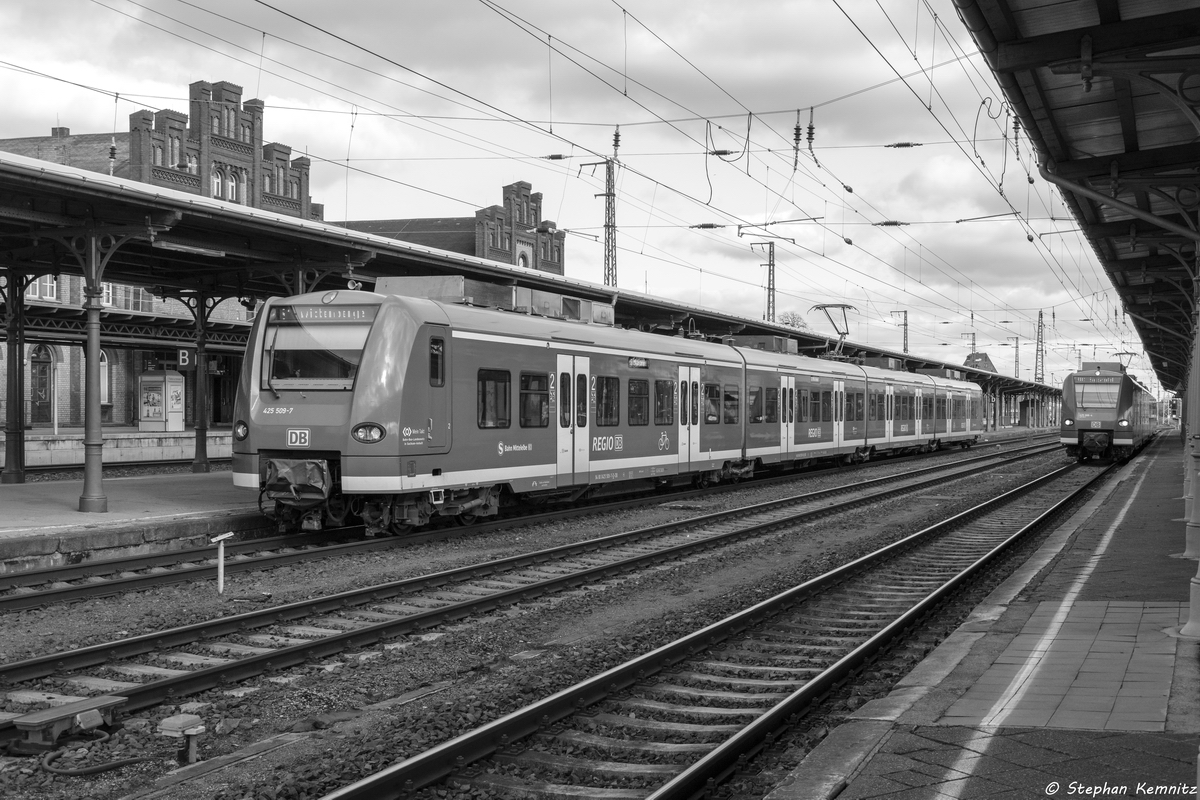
[{"xmin": 268, "ymin": 305, "xmax": 379, "ymax": 323}]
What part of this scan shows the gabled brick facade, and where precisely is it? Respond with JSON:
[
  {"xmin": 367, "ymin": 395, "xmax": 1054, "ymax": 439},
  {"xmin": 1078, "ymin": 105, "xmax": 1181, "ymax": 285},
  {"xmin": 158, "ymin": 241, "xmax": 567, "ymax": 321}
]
[
  {"xmin": 0, "ymin": 80, "xmax": 323, "ymax": 221},
  {"xmin": 340, "ymin": 181, "xmax": 566, "ymax": 275}
]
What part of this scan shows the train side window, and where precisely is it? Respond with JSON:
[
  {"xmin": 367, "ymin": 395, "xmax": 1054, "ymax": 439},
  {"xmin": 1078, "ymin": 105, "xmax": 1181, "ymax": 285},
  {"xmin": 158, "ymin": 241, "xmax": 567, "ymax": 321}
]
[
  {"xmin": 655, "ymin": 380, "xmax": 674, "ymax": 425},
  {"xmin": 765, "ymin": 387, "xmax": 779, "ymax": 423},
  {"xmin": 629, "ymin": 379, "xmax": 649, "ymax": 426},
  {"xmin": 748, "ymin": 385, "xmax": 763, "ymax": 423},
  {"xmin": 797, "ymin": 389, "xmax": 808, "ymax": 422},
  {"xmin": 723, "ymin": 384, "xmax": 739, "ymax": 424},
  {"xmin": 519, "ymin": 373, "xmax": 549, "ymax": 428},
  {"xmin": 820, "ymin": 390, "xmax": 831, "ymax": 422},
  {"xmin": 560, "ymin": 373, "xmax": 571, "ymax": 428},
  {"xmin": 576, "ymin": 374, "xmax": 588, "ymax": 427},
  {"xmin": 596, "ymin": 376, "xmax": 620, "ymax": 426},
  {"xmin": 703, "ymin": 383, "xmax": 721, "ymax": 424},
  {"xmin": 809, "ymin": 390, "xmax": 821, "ymax": 422},
  {"xmin": 691, "ymin": 382, "xmax": 699, "ymax": 425},
  {"xmin": 429, "ymin": 337, "xmax": 444, "ymax": 387},
  {"xmin": 477, "ymin": 369, "xmax": 511, "ymax": 429},
  {"xmin": 854, "ymin": 392, "xmax": 864, "ymax": 421}
]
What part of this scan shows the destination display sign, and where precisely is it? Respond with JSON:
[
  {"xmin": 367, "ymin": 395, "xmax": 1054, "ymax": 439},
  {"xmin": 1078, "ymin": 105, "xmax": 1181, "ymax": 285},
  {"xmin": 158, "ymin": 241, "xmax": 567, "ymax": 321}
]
[
  {"xmin": 1073, "ymin": 376, "xmax": 1120, "ymax": 384},
  {"xmin": 269, "ymin": 305, "xmax": 378, "ymax": 324}
]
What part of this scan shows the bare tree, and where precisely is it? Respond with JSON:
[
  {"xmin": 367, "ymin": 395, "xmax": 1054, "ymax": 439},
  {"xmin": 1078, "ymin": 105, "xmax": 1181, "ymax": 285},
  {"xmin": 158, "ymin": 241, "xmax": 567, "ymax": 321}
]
[{"xmin": 777, "ymin": 310, "xmax": 810, "ymax": 330}]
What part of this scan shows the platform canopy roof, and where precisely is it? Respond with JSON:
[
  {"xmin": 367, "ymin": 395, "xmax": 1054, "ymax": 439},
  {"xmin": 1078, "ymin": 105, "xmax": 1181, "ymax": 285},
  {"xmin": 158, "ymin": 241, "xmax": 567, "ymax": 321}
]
[
  {"xmin": 0, "ymin": 150, "xmax": 1049, "ymax": 395},
  {"xmin": 956, "ymin": 0, "xmax": 1200, "ymax": 393}
]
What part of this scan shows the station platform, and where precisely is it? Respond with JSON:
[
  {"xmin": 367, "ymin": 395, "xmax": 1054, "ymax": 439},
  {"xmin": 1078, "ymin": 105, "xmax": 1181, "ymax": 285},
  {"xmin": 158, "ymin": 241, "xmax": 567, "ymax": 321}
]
[
  {"xmin": 0, "ymin": 471, "xmax": 263, "ymax": 571},
  {"xmin": 770, "ymin": 433, "xmax": 1200, "ymax": 799}
]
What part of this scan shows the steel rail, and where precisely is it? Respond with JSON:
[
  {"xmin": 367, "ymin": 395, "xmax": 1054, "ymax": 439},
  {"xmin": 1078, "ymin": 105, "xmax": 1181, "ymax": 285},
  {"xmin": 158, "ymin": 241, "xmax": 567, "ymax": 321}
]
[
  {"xmin": 317, "ymin": 461, "xmax": 1110, "ymax": 800},
  {"xmin": 0, "ymin": 444, "xmax": 1059, "ymax": 710},
  {"xmin": 0, "ymin": 442, "xmax": 1059, "ymax": 611}
]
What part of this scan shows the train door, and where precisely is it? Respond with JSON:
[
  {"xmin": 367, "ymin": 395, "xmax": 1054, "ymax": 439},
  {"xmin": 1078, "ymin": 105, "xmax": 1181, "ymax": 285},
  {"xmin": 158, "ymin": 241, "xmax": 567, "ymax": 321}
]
[
  {"xmin": 556, "ymin": 354, "xmax": 590, "ymax": 485},
  {"xmin": 426, "ymin": 328, "xmax": 450, "ymax": 452},
  {"xmin": 780, "ymin": 374, "xmax": 795, "ymax": 457},
  {"xmin": 677, "ymin": 365, "xmax": 701, "ymax": 470},
  {"xmin": 884, "ymin": 383, "xmax": 895, "ymax": 444},
  {"xmin": 916, "ymin": 388, "xmax": 926, "ymax": 438},
  {"xmin": 832, "ymin": 378, "xmax": 845, "ymax": 449}
]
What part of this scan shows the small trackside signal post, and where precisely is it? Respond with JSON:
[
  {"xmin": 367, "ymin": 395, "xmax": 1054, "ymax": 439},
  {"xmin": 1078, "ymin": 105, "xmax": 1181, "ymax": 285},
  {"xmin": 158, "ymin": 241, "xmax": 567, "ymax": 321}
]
[{"xmin": 211, "ymin": 532, "xmax": 234, "ymax": 594}]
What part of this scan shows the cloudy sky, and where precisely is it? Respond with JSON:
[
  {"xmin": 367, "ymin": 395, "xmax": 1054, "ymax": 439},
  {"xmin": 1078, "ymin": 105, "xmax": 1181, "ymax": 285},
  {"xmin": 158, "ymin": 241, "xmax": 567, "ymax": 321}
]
[{"xmin": 1, "ymin": 0, "xmax": 1154, "ymax": 393}]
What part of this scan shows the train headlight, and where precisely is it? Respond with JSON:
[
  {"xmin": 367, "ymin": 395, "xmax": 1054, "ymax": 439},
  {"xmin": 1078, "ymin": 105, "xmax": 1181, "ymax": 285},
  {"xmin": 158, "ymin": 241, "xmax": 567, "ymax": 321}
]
[
  {"xmin": 1063, "ymin": 418, "xmax": 1074, "ymax": 427},
  {"xmin": 352, "ymin": 422, "xmax": 386, "ymax": 444},
  {"xmin": 234, "ymin": 421, "xmax": 249, "ymax": 441},
  {"xmin": 1118, "ymin": 419, "xmax": 1130, "ymax": 428}
]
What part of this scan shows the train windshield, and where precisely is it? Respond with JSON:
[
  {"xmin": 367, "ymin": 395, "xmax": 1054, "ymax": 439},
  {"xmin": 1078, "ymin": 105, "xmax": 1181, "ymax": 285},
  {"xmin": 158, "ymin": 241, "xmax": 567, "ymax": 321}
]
[
  {"xmin": 1074, "ymin": 383, "xmax": 1119, "ymax": 409},
  {"xmin": 261, "ymin": 304, "xmax": 377, "ymax": 391}
]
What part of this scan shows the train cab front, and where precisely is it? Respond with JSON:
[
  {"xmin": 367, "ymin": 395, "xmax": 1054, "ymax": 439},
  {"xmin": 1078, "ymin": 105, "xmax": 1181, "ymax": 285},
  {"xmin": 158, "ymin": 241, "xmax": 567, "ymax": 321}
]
[
  {"xmin": 1061, "ymin": 372, "xmax": 1124, "ymax": 462},
  {"xmin": 232, "ymin": 296, "xmax": 377, "ymax": 531}
]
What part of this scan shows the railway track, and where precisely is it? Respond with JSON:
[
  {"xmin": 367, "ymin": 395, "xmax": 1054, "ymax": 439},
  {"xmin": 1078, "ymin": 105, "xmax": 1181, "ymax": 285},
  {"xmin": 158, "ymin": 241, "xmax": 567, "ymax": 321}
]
[
  {"xmin": 0, "ymin": 442, "xmax": 1064, "ymax": 735},
  {"xmin": 0, "ymin": 438, "xmax": 1059, "ymax": 612},
  {"xmin": 320, "ymin": 460, "xmax": 1112, "ymax": 800}
]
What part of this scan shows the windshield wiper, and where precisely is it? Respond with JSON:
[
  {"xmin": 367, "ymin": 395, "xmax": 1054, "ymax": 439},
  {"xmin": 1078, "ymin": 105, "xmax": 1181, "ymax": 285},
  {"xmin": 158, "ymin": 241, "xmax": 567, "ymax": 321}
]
[{"xmin": 267, "ymin": 328, "xmax": 281, "ymax": 400}]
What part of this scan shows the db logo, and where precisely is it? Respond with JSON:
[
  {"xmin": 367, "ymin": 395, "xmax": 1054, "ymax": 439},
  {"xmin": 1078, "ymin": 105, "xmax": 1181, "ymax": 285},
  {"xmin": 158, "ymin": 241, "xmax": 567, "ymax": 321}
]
[{"xmin": 286, "ymin": 428, "xmax": 310, "ymax": 447}]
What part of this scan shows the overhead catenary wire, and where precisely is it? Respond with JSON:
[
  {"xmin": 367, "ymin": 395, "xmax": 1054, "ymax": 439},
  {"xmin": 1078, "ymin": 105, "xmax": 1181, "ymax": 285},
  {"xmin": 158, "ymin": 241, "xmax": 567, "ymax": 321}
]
[{"xmin": 14, "ymin": 1, "xmax": 1123, "ymax": 369}]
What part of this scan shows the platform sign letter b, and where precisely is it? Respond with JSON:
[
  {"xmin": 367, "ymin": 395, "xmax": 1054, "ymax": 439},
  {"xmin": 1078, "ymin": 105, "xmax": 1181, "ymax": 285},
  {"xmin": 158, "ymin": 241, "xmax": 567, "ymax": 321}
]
[{"xmin": 177, "ymin": 348, "xmax": 196, "ymax": 371}]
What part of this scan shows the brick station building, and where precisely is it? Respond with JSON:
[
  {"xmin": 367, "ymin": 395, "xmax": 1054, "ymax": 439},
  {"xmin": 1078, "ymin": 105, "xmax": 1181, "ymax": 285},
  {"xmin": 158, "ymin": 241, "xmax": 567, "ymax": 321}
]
[{"xmin": 0, "ymin": 79, "xmax": 322, "ymax": 434}]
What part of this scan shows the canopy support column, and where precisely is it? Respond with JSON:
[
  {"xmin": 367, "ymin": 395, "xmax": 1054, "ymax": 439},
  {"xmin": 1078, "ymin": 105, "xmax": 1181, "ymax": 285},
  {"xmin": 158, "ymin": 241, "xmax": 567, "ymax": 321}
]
[{"xmin": 2, "ymin": 268, "xmax": 28, "ymax": 484}]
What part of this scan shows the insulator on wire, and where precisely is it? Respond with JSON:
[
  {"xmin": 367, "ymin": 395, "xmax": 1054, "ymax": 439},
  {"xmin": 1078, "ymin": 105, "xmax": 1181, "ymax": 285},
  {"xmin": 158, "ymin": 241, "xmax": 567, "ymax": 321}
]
[{"xmin": 793, "ymin": 109, "xmax": 802, "ymax": 169}]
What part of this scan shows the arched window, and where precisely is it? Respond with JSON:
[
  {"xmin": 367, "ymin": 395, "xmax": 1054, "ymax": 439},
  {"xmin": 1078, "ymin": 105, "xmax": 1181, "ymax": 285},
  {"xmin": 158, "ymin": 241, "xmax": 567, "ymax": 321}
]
[
  {"xmin": 227, "ymin": 173, "xmax": 238, "ymax": 204},
  {"xmin": 212, "ymin": 116, "xmax": 219, "ymax": 134},
  {"xmin": 99, "ymin": 350, "xmax": 110, "ymax": 405},
  {"xmin": 153, "ymin": 146, "xmax": 163, "ymax": 166},
  {"xmin": 518, "ymin": 253, "xmax": 528, "ymax": 269},
  {"xmin": 29, "ymin": 345, "xmax": 54, "ymax": 426},
  {"xmin": 211, "ymin": 169, "xmax": 224, "ymax": 198},
  {"xmin": 263, "ymin": 172, "xmax": 271, "ymax": 195}
]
